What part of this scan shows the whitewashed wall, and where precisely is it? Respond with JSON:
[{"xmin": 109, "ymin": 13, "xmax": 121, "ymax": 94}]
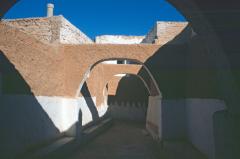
[
  {"xmin": 0, "ymin": 95, "xmax": 108, "ymax": 158},
  {"xmin": 0, "ymin": 93, "xmax": 227, "ymax": 159},
  {"xmin": 95, "ymin": 35, "xmax": 145, "ymax": 44},
  {"xmin": 162, "ymin": 99, "xmax": 187, "ymax": 139},
  {"xmin": 36, "ymin": 96, "xmax": 108, "ymax": 132},
  {"xmin": 185, "ymin": 99, "xmax": 226, "ymax": 159},
  {"xmin": 161, "ymin": 98, "xmax": 226, "ymax": 159},
  {"xmin": 146, "ymin": 96, "xmax": 162, "ymax": 139},
  {"xmin": 109, "ymin": 101, "xmax": 147, "ymax": 122}
]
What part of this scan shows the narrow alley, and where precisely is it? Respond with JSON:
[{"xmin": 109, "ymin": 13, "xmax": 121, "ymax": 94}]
[{"xmin": 67, "ymin": 121, "xmax": 207, "ymax": 159}]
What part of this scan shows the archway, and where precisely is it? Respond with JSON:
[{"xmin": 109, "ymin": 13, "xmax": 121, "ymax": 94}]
[
  {"xmin": 1, "ymin": 1, "xmax": 240, "ymax": 159},
  {"xmin": 106, "ymin": 74, "xmax": 150, "ymax": 122},
  {"xmin": 1, "ymin": 0, "xmax": 238, "ymax": 113},
  {"xmin": 77, "ymin": 59, "xmax": 162, "ymax": 139},
  {"xmin": 75, "ymin": 58, "xmax": 161, "ymax": 98}
]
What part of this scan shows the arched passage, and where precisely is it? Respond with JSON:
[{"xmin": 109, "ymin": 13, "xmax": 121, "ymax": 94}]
[
  {"xmin": 1, "ymin": 0, "xmax": 239, "ymax": 113},
  {"xmin": 1, "ymin": 1, "xmax": 240, "ymax": 159},
  {"xmin": 106, "ymin": 73, "xmax": 152, "ymax": 96},
  {"xmin": 76, "ymin": 58, "xmax": 161, "ymax": 98},
  {"xmin": 77, "ymin": 59, "xmax": 162, "ymax": 139},
  {"xmin": 106, "ymin": 74, "xmax": 150, "ymax": 123}
]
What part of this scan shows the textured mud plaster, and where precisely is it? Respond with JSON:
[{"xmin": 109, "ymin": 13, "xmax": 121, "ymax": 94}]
[
  {"xmin": 0, "ymin": 23, "xmax": 64, "ymax": 97},
  {"xmin": 91, "ymin": 64, "xmax": 142, "ymax": 106},
  {"xmin": 3, "ymin": 15, "xmax": 93, "ymax": 44},
  {"xmin": 0, "ymin": 23, "xmax": 161, "ymax": 97},
  {"xmin": 107, "ymin": 76, "xmax": 122, "ymax": 95},
  {"xmin": 2, "ymin": 17, "xmax": 60, "ymax": 43},
  {"xmin": 63, "ymin": 44, "xmax": 161, "ymax": 97},
  {"xmin": 59, "ymin": 16, "xmax": 93, "ymax": 44},
  {"xmin": 84, "ymin": 63, "xmax": 157, "ymax": 106},
  {"xmin": 142, "ymin": 21, "xmax": 189, "ymax": 45}
]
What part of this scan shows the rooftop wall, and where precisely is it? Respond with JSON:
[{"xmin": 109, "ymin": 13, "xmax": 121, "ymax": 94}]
[
  {"xmin": 95, "ymin": 35, "xmax": 145, "ymax": 44},
  {"xmin": 2, "ymin": 15, "xmax": 93, "ymax": 44},
  {"xmin": 3, "ymin": 16, "xmax": 60, "ymax": 43},
  {"xmin": 59, "ymin": 16, "xmax": 93, "ymax": 44},
  {"xmin": 142, "ymin": 21, "xmax": 191, "ymax": 45},
  {"xmin": 0, "ymin": 22, "xmax": 161, "ymax": 97}
]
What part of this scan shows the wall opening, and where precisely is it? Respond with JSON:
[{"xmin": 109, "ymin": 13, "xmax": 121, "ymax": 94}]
[{"xmin": 107, "ymin": 74, "xmax": 150, "ymax": 123}]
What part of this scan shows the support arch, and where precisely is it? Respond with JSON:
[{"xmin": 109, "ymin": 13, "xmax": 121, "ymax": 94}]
[
  {"xmin": 1, "ymin": 1, "xmax": 240, "ymax": 158},
  {"xmin": 77, "ymin": 59, "xmax": 163, "ymax": 139},
  {"xmin": 76, "ymin": 58, "xmax": 162, "ymax": 98},
  {"xmin": 1, "ymin": 0, "xmax": 238, "ymax": 113},
  {"xmin": 105, "ymin": 73, "xmax": 152, "ymax": 96}
]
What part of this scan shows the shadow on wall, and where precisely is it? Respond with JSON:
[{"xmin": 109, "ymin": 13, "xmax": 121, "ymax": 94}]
[
  {"xmin": 139, "ymin": 24, "xmax": 231, "ymax": 159},
  {"xmin": 139, "ymin": 23, "xmax": 220, "ymax": 99},
  {"xmin": 66, "ymin": 82, "xmax": 109, "ymax": 137},
  {"xmin": 108, "ymin": 75, "xmax": 149, "ymax": 122},
  {"xmin": 81, "ymin": 82, "xmax": 99, "ymax": 122},
  {"xmin": 65, "ymin": 108, "xmax": 83, "ymax": 138},
  {"xmin": 66, "ymin": 82, "xmax": 101, "ymax": 136},
  {"xmin": 0, "ymin": 51, "xmax": 60, "ymax": 159},
  {"xmin": 108, "ymin": 75, "xmax": 149, "ymax": 104}
]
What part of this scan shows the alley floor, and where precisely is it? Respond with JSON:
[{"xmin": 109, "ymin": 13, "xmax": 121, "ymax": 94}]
[{"xmin": 67, "ymin": 121, "xmax": 207, "ymax": 159}]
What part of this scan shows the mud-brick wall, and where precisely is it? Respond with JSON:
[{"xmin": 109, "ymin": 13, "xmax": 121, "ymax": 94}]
[
  {"xmin": 3, "ymin": 17, "xmax": 61, "ymax": 43},
  {"xmin": 142, "ymin": 21, "xmax": 189, "ymax": 45},
  {"xmin": 3, "ymin": 15, "xmax": 93, "ymax": 44},
  {"xmin": 59, "ymin": 16, "xmax": 93, "ymax": 44}
]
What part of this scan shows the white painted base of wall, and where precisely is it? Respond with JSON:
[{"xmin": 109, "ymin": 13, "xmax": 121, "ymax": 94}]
[
  {"xmin": 36, "ymin": 96, "xmax": 109, "ymax": 132},
  {"xmin": 146, "ymin": 96, "xmax": 162, "ymax": 140},
  {"xmin": 185, "ymin": 99, "xmax": 226, "ymax": 159},
  {"xmin": 161, "ymin": 98, "xmax": 226, "ymax": 159},
  {"xmin": 109, "ymin": 102, "xmax": 147, "ymax": 122},
  {"xmin": 162, "ymin": 99, "xmax": 186, "ymax": 139},
  {"xmin": 0, "ymin": 94, "xmax": 227, "ymax": 159},
  {"xmin": 0, "ymin": 95, "xmax": 108, "ymax": 158},
  {"xmin": 95, "ymin": 35, "xmax": 145, "ymax": 44}
]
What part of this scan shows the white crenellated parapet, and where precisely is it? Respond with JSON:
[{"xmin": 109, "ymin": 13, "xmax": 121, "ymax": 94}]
[
  {"xmin": 146, "ymin": 95, "xmax": 162, "ymax": 140},
  {"xmin": 109, "ymin": 101, "xmax": 147, "ymax": 122}
]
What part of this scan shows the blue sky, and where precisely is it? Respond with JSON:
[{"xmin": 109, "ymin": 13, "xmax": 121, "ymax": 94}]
[{"xmin": 4, "ymin": 0, "xmax": 186, "ymax": 39}]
